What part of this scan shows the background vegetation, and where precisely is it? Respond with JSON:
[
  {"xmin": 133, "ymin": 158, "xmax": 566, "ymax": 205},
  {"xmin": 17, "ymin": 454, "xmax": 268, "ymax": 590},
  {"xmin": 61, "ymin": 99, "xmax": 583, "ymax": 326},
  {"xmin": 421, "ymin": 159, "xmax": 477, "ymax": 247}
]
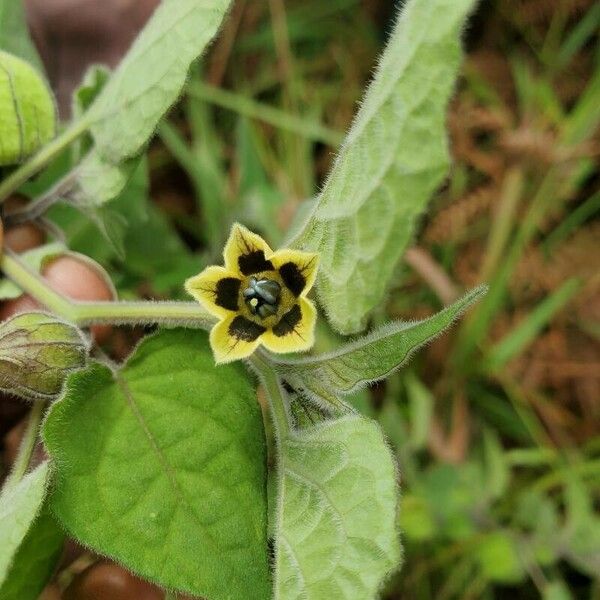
[{"xmin": 1, "ymin": 0, "xmax": 598, "ymax": 598}]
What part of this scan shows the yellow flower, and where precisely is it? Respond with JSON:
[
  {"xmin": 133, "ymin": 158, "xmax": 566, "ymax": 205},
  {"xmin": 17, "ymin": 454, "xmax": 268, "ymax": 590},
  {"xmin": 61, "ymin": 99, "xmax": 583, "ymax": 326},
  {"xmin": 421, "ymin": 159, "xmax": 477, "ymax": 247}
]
[{"xmin": 185, "ymin": 224, "xmax": 319, "ymax": 364}]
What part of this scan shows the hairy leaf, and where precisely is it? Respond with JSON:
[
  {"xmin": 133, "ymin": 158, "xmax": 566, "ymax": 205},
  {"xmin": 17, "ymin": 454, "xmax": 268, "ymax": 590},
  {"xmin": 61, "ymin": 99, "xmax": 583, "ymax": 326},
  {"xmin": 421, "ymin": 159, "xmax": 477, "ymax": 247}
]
[
  {"xmin": 288, "ymin": 0, "xmax": 476, "ymax": 333},
  {"xmin": 62, "ymin": 151, "xmax": 140, "ymax": 257},
  {"xmin": 0, "ymin": 505, "xmax": 64, "ymax": 600},
  {"xmin": 0, "ymin": 312, "xmax": 88, "ymax": 401},
  {"xmin": 275, "ymin": 286, "xmax": 486, "ymax": 411},
  {"xmin": 0, "ymin": 0, "xmax": 44, "ymax": 73},
  {"xmin": 44, "ymin": 329, "xmax": 270, "ymax": 600},
  {"xmin": 0, "ymin": 462, "xmax": 50, "ymax": 586},
  {"xmin": 89, "ymin": 0, "xmax": 233, "ymax": 162},
  {"xmin": 274, "ymin": 416, "xmax": 400, "ymax": 599}
]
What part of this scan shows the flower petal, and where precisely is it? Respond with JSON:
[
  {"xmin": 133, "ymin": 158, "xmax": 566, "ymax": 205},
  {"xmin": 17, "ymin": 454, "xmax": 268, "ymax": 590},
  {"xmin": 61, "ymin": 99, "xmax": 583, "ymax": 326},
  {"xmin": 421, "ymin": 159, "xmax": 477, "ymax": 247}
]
[
  {"xmin": 210, "ymin": 314, "xmax": 265, "ymax": 364},
  {"xmin": 185, "ymin": 266, "xmax": 242, "ymax": 319},
  {"xmin": 224, "ymin": 223, "xmax": 275, "ymax": 276},
  {"xmin": 261, "ymin": 297, "xmax": 316, "ymax": 354},
  {"xmin": 270, "ymin": 249, "xmax": 319, "ymax": 297}
]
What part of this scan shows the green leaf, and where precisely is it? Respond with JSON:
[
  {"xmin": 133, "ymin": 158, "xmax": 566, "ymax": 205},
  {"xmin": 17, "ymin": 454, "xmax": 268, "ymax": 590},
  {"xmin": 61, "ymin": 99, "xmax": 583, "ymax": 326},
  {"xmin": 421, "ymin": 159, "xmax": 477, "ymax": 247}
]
[
  {"xmin": 563, "ymin": 475, "xmax": 600, "ymax": 576},
  {"xmin": 67, "ymin": 151, "xmax": 140, "ymax": 257},
  {"xmin": 476, "ymin": 531, "xmax": 525, "ymax": 584},
  {"xmin": 74, "ymin": 151, "xmax": 138, "ymax": 208},
  {"xmin": 543, "ymin": 581, "xmax": 573, "ymax": 600},
  {"xmin": 0, "ymin": 462, "xmax": 50, "ymax": 586},
  {"xmin": 482, "ymin": 428, "xmax": 510, "ymax": 500},
  {"xmin": 49, "ymin": 156, "xmax": 148, "ymax": 262},
  {"xmin": 0, "ymin": 312, "xmax": 88, "ymax": 401},
  {"xmin": 0, "ymin": 242, "xmax": 65, "ymax": 300},
  {"xmin": 274, "ymin": 415, "xmax": 401, "ymax": 599},
  {"xmin": 236, "ymin": 117, "xmax": 285, "ymax": 246},
  {"xmin": 89, "ymin": 0, "xmax": 233, "ymax": 162},
  {"xmin": 43, "ymin": 329, "xmax": 270, "ymax": 600},
  {"xmin": 73, "ymin": 64, "xmax": 110, "ymax": 119},
  {"xmin": 289, "ymin": 0, "xmax": 476, "ymax": 333},
  {"xmin": 401, "ymin": 494, "xmax": 435, "ymax": 541},
  {"xmin": 484, "ymin": 278, "xmax": 581, "ymax": 371},
  {"xmin": 0, "ymin": 504, "xmax": 64, "ymax": 600},
  {"xmin": 405, "ymin": 372, "xmax": 433, "ymax": 450},
  {"xmin": 0, "ymin": 0, "xmax": 44, "ymax": 73},
  {"xmin": 274, "ymin": 286, "xmax": 486, "ymax": 411}
]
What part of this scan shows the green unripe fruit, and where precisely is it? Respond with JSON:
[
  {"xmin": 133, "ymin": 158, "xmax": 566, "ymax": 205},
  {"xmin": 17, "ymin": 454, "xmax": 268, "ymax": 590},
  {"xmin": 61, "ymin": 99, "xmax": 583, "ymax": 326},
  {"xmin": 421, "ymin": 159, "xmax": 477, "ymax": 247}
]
[{"xmin": 0, "ymin": 51, "xmax": 56, "ymax": 166}]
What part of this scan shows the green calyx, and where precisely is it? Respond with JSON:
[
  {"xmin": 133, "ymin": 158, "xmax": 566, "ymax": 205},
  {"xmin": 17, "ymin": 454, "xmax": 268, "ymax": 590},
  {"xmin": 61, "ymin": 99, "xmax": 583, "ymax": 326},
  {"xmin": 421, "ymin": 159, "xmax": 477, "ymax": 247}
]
[
  {"xmin": 0, "ymin": 312, "xmax": 88, "ymax": 401},
  {"xmin": 0, "ymin": 51, "xmax": 56, "ymax": 166}
]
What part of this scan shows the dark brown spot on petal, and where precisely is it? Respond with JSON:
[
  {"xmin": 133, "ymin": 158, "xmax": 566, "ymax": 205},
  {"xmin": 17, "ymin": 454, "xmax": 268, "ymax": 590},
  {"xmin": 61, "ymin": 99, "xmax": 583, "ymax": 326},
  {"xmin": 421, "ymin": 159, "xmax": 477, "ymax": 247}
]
[
  {"xmin": 279, "ymin": 262, "xmax": 306, "ymax": 296},
  {"xmin": 272, "ymin": 304, "xmax": 302, "ymax": 337},
  {"xmin": 229, "ymin": 315, "xmax": 266, "ymax": 342},
  {"xmin": 215, "ymin": 277, "xmax": 241, "ymax": 311},
  {"xmin": 238, "ymin": 250, "xmax": 274, "ymax": 276}
]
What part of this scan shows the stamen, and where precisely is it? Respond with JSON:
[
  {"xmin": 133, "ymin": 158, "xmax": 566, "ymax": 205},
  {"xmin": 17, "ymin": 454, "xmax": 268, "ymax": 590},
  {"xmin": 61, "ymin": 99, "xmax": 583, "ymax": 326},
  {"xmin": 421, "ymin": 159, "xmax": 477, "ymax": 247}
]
[{"xmin": 243, "ymin": 277, "xmax": 281, "ymax": 318}]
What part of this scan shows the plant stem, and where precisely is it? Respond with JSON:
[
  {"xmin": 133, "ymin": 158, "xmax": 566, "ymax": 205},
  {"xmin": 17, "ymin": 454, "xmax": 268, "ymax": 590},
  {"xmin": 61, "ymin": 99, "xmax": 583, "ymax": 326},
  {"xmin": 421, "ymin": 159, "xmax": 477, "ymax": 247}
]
[
  {"xmin": 3, "ymin": 401, "xmax": 46, "ymax": 491},
  {"xmin": 0, "ymin": 118, "xmax": 90, "ymax": 204},
  {"xmin": 0, "ymin": 250, "xmax": 214, "ymax": 330},
  {"xmin": 250, "ymin": 352, "xmax": 291, "ymax": 439}
]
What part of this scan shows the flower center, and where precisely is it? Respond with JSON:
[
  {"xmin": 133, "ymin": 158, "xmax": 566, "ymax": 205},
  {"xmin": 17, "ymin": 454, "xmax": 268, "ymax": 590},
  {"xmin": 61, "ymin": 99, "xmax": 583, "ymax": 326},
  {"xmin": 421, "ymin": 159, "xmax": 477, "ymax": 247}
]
[{"xmin": 243, "ymin": 277, "xmax": 281, "ymax": 319}]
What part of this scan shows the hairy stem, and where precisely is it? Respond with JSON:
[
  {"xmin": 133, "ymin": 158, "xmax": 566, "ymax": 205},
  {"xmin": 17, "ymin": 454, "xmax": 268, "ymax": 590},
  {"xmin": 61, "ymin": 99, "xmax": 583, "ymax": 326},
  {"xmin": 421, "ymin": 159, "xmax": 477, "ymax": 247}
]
[
  {"xmin": 250, "ymin": 351, "xmax": 291, "ymax": 438},
  {"xmin": 3, "ymin": 401, "xmax": 46, "ymax": 491},
  {"xmin": 0, "ymin": 250, "xmax": 214, "ymax": 330},
  {"xmin": 0, "ymin": 118, "xmax": 91, "ymax": 204}
]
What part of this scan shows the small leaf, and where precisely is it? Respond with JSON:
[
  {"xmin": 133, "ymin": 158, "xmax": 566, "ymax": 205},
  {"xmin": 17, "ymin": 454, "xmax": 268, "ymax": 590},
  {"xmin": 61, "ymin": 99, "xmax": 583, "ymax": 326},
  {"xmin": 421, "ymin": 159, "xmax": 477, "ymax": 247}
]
[
  {"xmin": 57, "ymin": 151, "xmax": 140, "ymax": 257},
  {"xmin": 236, "ymin": 117, "xmax": 285, "ymax": 246},
  {"xmin": 484, "ymin": 278, "xmax": 581, "ymax": 371},
  {"xmin": 275, "ymin": 286, "xmax": 486, "ymax": 411},
  {"xmin": 0, "ymin": 504, "xmax": 64, "ymax": 600},
  {"xmin": 74, "ymin": 151, "xmax": 138, "ymax": 208},
  {"xmin": 0, "ymin": 51, "xmax": 56, "ymax": 166},
  {"xmin": 274, "ymin": 415, "xmax": 401, "ymax": 599},
  {"xmin": 563, "ymin": 475, "xmax": 600, "ymax": 576},
  {"xmin": 476, "ymin": 531, "xmax": 525, "ymax": 584},
  {"xmin": 43, "ymin": 329, "xmax": 270, "ymax": 600},
  {"xmin": 401, "ymin": 494, "xmax": 435, "ymax": 541},
  {"xmin": 89, "ymin": 0, "xmax": 234, "ymax": 162},
  {"xmin": 49, "ymin": 157, "xmax": 150, "ymax": 264},
  {"xmin": 483, "ymin": 428, "xmax": 510, "ymax": 499},
  {"xmin": 405, "ymin": 372, "xmax": 433, "ymax": 450},
  {"xmin": 543, "ymin": 581, "xmax": 573, "ymax": 600},
  {"xmin": 0, "ymin": 462, "xmax": 50, "ymax": 586},
  {"xmin": 0, "ymin": 312, "xmax": 88, "ymax": 401},
  {"xmin": 72, "ymin": 64, "xmax": 111, "ymax": 120},
  {"xmin": 0, "ymin": 242, "xmax": 65, "ymax": 300},
  {"xmin": 289, "ymin": 0, "xmax": 477, "ymax": 333}
]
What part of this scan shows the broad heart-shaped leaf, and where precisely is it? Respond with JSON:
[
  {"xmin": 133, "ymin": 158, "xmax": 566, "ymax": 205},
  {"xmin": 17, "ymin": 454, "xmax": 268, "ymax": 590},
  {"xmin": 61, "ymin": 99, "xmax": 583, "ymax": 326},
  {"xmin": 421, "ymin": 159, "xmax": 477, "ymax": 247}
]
[
  {"xmin": 288, "ymin": 0, "xmax": 477, "ymax": 333},
  {"xmin": 0, "ymin": 0, "xmax": 44, "ymax": 74},
  {"xmin": 274, "ymin": 415, "xmax": 401, "ymax": 599},
  {"xmin": 43, "ymin": 329, "xmax": 270, "ymax": 600},
  {"xmin": 274, "ymin": 286, "xmax": 486, "ymax": 412},
  {"xmin": 89, "ymin": 0, "xmax": 233, "ymax": 163},
  {"xmin": 0, "ymin": 504, "xmax": 64, "ymax": 600},
  {"xmin": 0, "ymin": 462, "xmax": 51, "ymax": 586}
]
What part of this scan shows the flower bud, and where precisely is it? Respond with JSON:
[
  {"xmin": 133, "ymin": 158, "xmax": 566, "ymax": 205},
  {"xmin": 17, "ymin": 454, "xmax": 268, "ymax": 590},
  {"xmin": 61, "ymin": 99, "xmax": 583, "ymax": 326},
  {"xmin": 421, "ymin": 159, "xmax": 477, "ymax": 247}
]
[{"xmin": 0, "ymin": 312, "xmax": 88, "ymax": 401}]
